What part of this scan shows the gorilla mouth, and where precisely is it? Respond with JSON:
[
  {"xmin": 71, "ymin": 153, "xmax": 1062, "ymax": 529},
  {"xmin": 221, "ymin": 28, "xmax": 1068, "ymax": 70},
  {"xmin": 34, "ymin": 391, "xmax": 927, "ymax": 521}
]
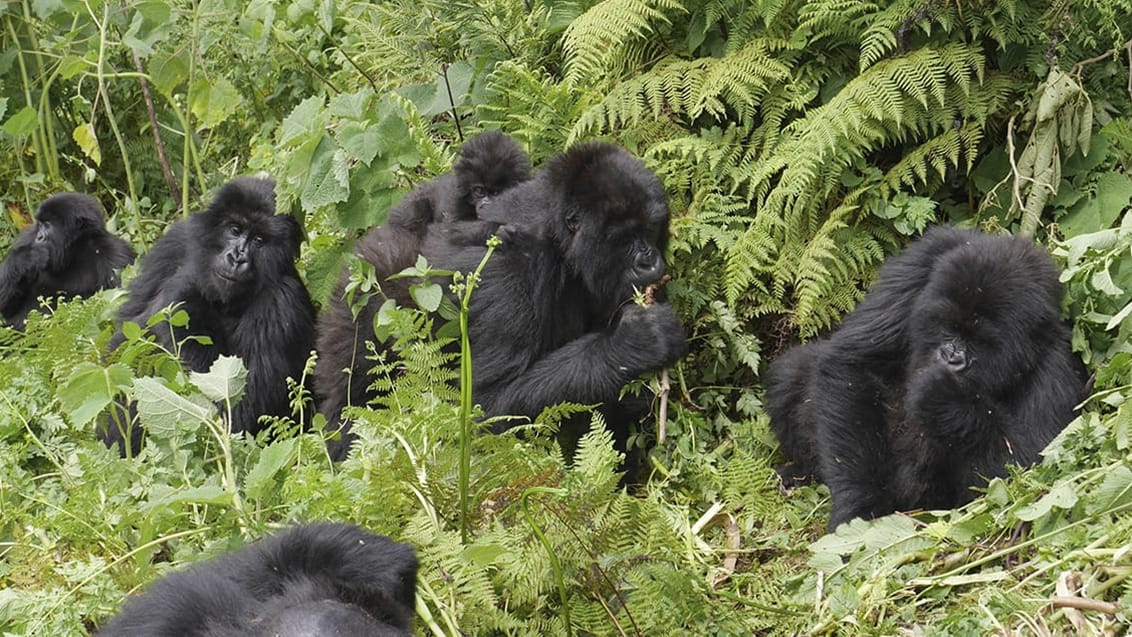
[{"xmin": 216, "ymin": 269, "xmax": 252, "ymax": 285}]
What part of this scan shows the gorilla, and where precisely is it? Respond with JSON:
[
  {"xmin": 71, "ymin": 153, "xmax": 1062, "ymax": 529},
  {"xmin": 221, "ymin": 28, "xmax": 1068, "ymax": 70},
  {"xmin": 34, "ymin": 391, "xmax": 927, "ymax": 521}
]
[
  {"xmin": 0, "ymin": 193, "xmax": 134, "ymax": 328},
  {"xmin": 766, "ymin": 227, "xmax": 1088, "ymax": 530},
  {"xmin": 316, "ymin": 141, "xmax": 687, "ymax": 459},
  {"xmin": 96, "ymin": 522, "xmax": 418, "ymax": 636},
  {"xmin": 102, "ymin": 177, "xmax": 315, "ymax": 454},
  {"xmin": 386, "ymin": 130, "xmax": 531, "ymax": 236}
]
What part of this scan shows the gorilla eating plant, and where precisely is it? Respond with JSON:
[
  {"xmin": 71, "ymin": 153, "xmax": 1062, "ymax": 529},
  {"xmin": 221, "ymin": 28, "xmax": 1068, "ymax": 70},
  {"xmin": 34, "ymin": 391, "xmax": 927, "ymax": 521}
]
[{"xmin": 315, "ymin": 141, "xmax": 687, "ymax": 460}]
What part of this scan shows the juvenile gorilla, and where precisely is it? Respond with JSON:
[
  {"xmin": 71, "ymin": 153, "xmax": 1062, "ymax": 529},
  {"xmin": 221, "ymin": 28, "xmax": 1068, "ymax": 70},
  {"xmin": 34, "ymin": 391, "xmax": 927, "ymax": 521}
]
[
  {"xmin": 0, "ymin": 193, "xmax": 134, "ymax": 328},
  {"xmin": 316, "ymin": 142, "xmax": 686, "ymax": 459},
  {"xmin": 766, "ymin": 227, "xmax": 1088, "ymax": 530},
  {"xmin": 97, "ymin": 523, "xmax": 418, "ymax": 636},
  {"xmin": 103, "ymin": 178, "xmax": 315, "ymax": 453},
  {"xmin": 386, "ymin": 130, "xmax": 531, "ymax": 235}
]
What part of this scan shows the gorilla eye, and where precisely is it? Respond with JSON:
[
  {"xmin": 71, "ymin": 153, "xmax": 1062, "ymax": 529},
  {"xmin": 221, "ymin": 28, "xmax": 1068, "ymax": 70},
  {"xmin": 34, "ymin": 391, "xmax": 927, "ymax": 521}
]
[
  {"xmin": 252, "ymin": 234, "xmax": 265, "ymax": 245},
  {"xmin": 471, "ymin": 185, "xmax": 487, "ymax": 199}
]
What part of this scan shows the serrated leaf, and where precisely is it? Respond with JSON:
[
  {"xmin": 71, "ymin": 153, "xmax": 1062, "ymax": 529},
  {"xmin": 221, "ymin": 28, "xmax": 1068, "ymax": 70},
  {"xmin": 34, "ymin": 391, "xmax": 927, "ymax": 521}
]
[
  {"xmin": 244, "ymin": 438, "xmax": 296, "ymax": 500},
  {"xmin": 189, "ymin": 355, "xmax": 248, "ymax": 403},
  {"xmin": 57, "ymin": 362, "xmax": 133, "ymax": 427},
  {"xmin": 278, "ymin": 95, "xmax": 326, "ymax": 147},
  {"xmin": 336, "ymin": 121, "xmax": 380, "ymax": 166},
  {"xmin": 149, "ymin": 51, "xmax": 189, "ymax": 97},
  {"xmin": 190, "ymin": 76, "xmax": 242, "ymax": 129},
  {"xmin": 1015, "ymin": 480, "xmax": 1078, "ymax": 521},
  {"xmin": 133, "ymin": 377, "xmax": 215, "ymax": 437},
  {"xmin": 300, "ymin": 136, "xmax": 350, "ymax": 210},
  {"xmin": 72, "ymin": 123, "xmax": 101, "ymax": 165}
]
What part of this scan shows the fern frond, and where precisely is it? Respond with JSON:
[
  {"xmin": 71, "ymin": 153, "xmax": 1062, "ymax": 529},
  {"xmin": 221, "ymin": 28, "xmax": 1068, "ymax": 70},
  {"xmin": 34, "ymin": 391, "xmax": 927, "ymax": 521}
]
[{"xmin": 562, "ymin": 0, "xmax": 687, "ymax": 86}]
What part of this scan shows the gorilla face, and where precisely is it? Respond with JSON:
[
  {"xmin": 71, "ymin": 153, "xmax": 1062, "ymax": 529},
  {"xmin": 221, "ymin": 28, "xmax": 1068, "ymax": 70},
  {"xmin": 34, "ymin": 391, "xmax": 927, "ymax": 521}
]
[
  {"xmin": 32, "ymin": 193, "xmax": 105, "ymax": 271},
  {"xmin": 545, "ymin": 142, "xmax": 671, "ymax": 318},
  {"xmin": 198, "ymin": 178, "xmax": 301, "ymax": 303},
  {"xmin": 454, "ymin": 130, "xmax": 531, "ymax": 215}
]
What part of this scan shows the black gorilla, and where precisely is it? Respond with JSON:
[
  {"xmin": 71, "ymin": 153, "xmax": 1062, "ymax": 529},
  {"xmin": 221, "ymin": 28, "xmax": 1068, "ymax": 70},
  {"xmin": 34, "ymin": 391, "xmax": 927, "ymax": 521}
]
[
  {"xmin": 0, "ymin": 193, "xmax": 134, "ymax": 328},
  {"xmin": 316, "ymin": 141, "xmax": 687, "ymax": 459},
  {"xmin": 766, "ymin": 227, "xmax": 1088, "ymax": 530},
  {"xmin": 96, "ymin": 523, "xmax": 418, "ymax": 636},
  {"xmin": 102, "ymin": 177, "xmax": 315, "ymax": 453},
  {"xmin": 386, "ymin": 130, "xmax": 531, "ymax": 235}
]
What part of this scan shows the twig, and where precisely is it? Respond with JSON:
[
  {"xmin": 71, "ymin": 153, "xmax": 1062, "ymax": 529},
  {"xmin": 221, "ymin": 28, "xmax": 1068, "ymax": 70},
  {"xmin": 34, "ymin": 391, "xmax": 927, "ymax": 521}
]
[
  {"xmin": 131, "ymin": 49, "xmax": 181, "ymax": 208},
  {"xmin": 1070, "ymin": 38, "xmax": 1132, "ymax": 77},
  {"xmin": 441, "ymin": 63, "xmax": 464, "ymax": 143},
  {"xmin": 1004, "ymin": 113, "xmax": 1027, "ymax": 215},
  {"xmin": 657, "ymin": 368, "xmax": 670, "ymax": 443},
  {"xmin": 1050, "ymin": 596, "xmax": 1119, "ymax": 615}
]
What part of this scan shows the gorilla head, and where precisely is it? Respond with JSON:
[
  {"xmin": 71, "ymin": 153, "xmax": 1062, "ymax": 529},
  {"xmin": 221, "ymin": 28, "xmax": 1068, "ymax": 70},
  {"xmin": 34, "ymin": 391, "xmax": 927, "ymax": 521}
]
[
  {"xmin": 0, "ymin": 192, "xmax": 135, "ymax": 328},
  {"xmin": 196, "ymin": 177, "xmax": 301, "ymax": 304},
  {"xmin": 33, "ymin": 193, "xmax": 106, "ymax": 269},
  {"xmin": 453, "ymin": 130, "xmax": 531, "ymax": 215},
  {"xmin": 535, "ymin": 142, "xmax": 670, "ymax": 319}
]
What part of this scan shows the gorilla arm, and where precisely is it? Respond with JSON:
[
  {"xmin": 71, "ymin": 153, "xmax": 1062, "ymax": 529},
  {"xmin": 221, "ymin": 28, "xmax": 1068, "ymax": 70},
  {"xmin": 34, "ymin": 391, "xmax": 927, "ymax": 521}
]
[
  {"xmin": 226, "ymin": 274, "xmax": 316, "ymax": 432},
  {"xmin": 475, "ymin": 302, "xmax": 687, "ymax": 431},
  {"xmin": 0, "ymin": 229, "xmax": 44, "ymax": 320}
]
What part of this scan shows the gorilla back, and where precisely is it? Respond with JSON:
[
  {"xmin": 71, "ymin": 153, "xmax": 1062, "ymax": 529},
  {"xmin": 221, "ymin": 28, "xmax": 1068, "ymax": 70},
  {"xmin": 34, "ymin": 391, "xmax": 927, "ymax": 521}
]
[
  {"xmin": 104, "ymin": 178, "xmax": 315, "ymax": 452},
  {"xmin": 316, "ymin": 141, "xmax": 687, "ymax": 458},
  {"xmin": 96, "ymin": 522, "xmax": 418, "ymax": 636},
  {"xmin": 766, "ymin": 227, "xmax": 1088, "ymax": 530},
  {"xmin": 0, "ymin": 192, "xmax": 134, "ymax": 328}
]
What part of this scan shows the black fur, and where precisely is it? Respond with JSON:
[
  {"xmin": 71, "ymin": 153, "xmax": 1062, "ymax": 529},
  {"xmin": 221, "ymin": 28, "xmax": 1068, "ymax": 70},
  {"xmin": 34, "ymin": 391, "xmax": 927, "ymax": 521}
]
[
  {"xmin": 316, "ymin": 142, "xmax": 687, "ymax": 459},
  {"xmin": 102, "ymin": 177, "xmax": 315, "ymax": 453},
  {"xmin": 386, "ymin": 130, "xmax": 531, "ymax": 236},
  {"xmin": 766, "ymin": 227, "xmax": 1088, "ymax": 530},
  {"xmin": 0, "ymin": 193, "xmax": 134, "ymax": 328},
  {"xmin": 96, "ymin": 523, "xmax": 418, "ymax": 636}
]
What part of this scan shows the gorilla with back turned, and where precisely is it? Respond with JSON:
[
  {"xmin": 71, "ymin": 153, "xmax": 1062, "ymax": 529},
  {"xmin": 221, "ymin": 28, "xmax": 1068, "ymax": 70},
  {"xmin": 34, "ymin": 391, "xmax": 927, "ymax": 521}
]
[
  {"xmin": 316, "ymin": 141, "xmax": 686, "ymax": 459},
  {"xmin": 102, "ymin": 178, "xmax": 315, "ymax": 454},
  {"xmin": 766, "ymin": 227, "xmax": 1088, "ymax": 530},
  {"xmin": 97, "ymin": 523, "xmax": 418, "ymax": 636},
  {"xmin": 0, "ymin": 193, "xmax": 134, "ymax": 328}
]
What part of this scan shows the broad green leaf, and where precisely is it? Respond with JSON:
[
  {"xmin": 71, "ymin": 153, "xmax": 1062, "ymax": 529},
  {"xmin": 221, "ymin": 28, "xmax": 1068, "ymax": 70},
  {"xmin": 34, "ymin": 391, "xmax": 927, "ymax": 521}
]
[
  {"xmin": 2, "ymin": 106, "xmax": 38, "ymax": 137},
  {"xmin": 328, "ymin": 89, "xmax": 374, "ymax": 119},
  {"xmin": 149, "ymin": 51, "xmax": 189, "ymax": 97},
  {"xmin": 72, "ymin": 123, "xmax": 101, "ymax": 165},
  {"xmin": 336, "ymin": 121, "xmax": 380, "ymax": 166},
  {"xmin": 278, "ymin": 95, "xmax": 326, "ymax": 147},
  {"xmin": 190, "ymin": 355, "xmax": 248, "ymax": 403},
  {"xmin": 143, "ymin": 484, "xmax": 230, "ymax": 511},
  {"xmin": 1015, "ymin": 480, "xmax": 1078, "ymax": 521},
  {"xmin": 133, "ymin": 377, "xmax": 215, "ymax": 437},
  {"xmin": 300, "ymin": 135, "xmax": 350, "ymax": 211},
  {"xmin": 190, "ymin": 76, "xmax": 242, "ymax": 129},
  {"xmin": 245, "ymin": 438, "xmax": 296, "ymax": 500},
  {"xmin": 409, "ymin": 282, "xmax": 443, "ymax": 312},
  {"xmin": 57, "ymin": 362, "xmax": 133, "ymax": 427}
]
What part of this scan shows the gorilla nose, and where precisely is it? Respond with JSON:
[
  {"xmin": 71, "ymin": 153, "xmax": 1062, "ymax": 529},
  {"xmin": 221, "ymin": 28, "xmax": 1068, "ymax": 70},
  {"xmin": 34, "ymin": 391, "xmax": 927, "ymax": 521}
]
[
  {"xmin": 634, "ymin": 251, "xmax": 665, "ymax": 282},
  {"xmin": 939, "ymin": 342, "xmax": 968, "ymax": 371}
]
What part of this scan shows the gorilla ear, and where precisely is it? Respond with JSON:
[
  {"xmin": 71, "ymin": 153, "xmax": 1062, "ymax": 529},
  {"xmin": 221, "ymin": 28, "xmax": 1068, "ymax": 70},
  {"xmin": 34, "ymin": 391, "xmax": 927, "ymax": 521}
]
[
  {"xmin": 565, "ymin": 209, "xmax": 580, "ymax": 233},
  {"xmin": 280, "ymin": 215, "xmax": 303, "ymax": 259}
]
